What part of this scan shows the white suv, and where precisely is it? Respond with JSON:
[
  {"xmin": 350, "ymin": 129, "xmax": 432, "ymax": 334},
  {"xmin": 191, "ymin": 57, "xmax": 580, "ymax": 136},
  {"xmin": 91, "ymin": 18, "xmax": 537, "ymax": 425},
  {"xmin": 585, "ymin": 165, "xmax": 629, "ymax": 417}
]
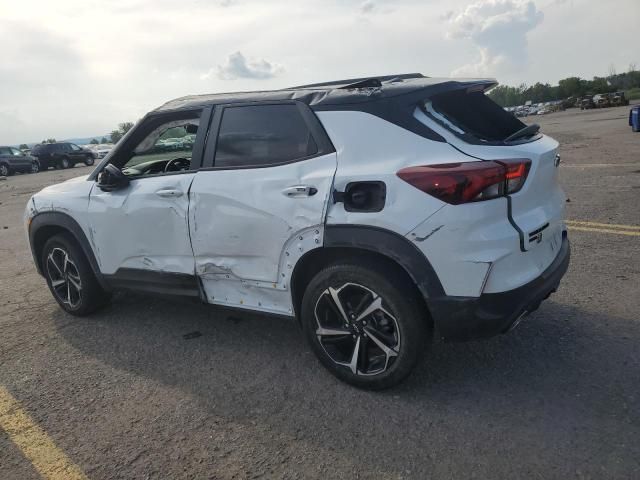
[{"xmin": 25, "ymin": 74, "xmax": 570, "ymax": 389}]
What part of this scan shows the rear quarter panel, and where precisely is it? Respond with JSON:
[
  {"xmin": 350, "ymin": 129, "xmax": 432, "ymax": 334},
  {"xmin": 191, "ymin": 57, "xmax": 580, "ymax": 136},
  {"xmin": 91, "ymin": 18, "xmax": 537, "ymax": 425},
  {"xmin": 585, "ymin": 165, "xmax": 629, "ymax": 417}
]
[{"xmin": 316, "ymin": 110, "xmax": 476, "ymax": 234}]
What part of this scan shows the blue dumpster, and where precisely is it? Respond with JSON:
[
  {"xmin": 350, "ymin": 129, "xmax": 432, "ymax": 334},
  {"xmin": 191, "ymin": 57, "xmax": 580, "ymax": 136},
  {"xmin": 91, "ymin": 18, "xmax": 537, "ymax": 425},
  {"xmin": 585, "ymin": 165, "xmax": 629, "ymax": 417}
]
[{"xmin": 630, "ymin": 106, "xmax": 640, "ymax": 132}]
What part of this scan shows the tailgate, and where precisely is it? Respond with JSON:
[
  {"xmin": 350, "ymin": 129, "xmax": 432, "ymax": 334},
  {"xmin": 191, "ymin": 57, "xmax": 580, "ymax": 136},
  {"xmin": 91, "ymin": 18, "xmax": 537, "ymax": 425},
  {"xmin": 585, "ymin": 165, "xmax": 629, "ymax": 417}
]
[{"xmin": 444, "ymin": 134, "xmax": 566, "ymax": 253}]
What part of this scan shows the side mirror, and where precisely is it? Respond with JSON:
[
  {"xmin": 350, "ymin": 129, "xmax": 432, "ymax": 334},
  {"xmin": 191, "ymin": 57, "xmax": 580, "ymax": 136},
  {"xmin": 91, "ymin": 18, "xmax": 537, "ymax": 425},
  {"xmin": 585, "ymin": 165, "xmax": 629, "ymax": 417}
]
[{"xmin": 97, "ymin": 164, "xmax": 129, "ymax": 192}]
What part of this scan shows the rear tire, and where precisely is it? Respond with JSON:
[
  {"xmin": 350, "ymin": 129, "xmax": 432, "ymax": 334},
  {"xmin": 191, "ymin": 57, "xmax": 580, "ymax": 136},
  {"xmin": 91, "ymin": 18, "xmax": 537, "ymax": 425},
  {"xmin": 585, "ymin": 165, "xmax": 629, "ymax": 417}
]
[
  {"xmin": 42, "ymin": 234, "xmax": 111, "ymax": 316},
  {"xmin": 301, "ymin": 262, "xmax": 430, "ymax": 390},
  {"xmin": 0, "ymin": 163, "xmax": 8, "ymax": 177},
  {"xmin": 84, "ymin": 156, "xmax": 95, "ymax": 166},
  {"xmin": 30, "ymin": 161, "xmax": 40, "ymax": 174}
]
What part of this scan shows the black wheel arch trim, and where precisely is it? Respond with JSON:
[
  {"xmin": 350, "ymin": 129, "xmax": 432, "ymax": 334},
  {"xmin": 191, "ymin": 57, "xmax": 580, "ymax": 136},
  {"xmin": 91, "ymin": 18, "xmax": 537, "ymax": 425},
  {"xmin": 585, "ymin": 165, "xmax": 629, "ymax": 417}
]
[
  {"xmin": 322, "ymin": 224, "xmax": 446, "ymax": 300},
  {"xmin": 29, "ymin": 212, "xmax": 109, "ymax": 290}
]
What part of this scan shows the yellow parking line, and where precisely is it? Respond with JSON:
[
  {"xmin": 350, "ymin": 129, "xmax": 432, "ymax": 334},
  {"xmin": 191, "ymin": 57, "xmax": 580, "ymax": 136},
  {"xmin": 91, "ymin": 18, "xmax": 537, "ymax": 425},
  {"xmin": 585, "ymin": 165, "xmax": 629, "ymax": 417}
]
[
  {"xmin": 566, "ymin": 220, "xmax": 640, "ymax": 231},
  {"xmin": 567, "ymin": 226, "xmax": 640, "ymax": 236},
  {"xmin": 0, "ymin": 386, "xmax": 87, "ymax": 480}
]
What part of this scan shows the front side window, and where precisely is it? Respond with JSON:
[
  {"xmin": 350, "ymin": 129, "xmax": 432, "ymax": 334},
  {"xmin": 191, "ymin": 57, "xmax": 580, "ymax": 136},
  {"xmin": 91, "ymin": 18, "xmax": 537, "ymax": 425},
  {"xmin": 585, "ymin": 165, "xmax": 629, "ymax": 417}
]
[
  {"xmin": 10, "ymin": 148, "xmax": 23, "ymax": 156},
  {"xmin": 214, "ymin": 104, "xmax": 317, "ymax": 168},
  {"xmin": 120, "ymin": 115, "xmax": 200, "ymax": 177}
]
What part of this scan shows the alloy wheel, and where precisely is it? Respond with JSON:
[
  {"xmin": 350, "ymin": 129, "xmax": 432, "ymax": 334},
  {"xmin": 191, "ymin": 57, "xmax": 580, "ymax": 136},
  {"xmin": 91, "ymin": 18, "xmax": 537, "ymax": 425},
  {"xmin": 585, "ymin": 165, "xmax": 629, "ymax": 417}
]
[
  {"xmin": 46, "ymin": 247, "xmax": 82, "ymax": 308},
  {"xmin": 314, "ymin": 283, "xmax": 401, "ymax": 376},
  {"xmin": 0, "ymin": 164, "xmax": 8, "ymax": 176},
  {"xmin": 31, "ymin": 162, "xmax": 39, "ymax": 173}
]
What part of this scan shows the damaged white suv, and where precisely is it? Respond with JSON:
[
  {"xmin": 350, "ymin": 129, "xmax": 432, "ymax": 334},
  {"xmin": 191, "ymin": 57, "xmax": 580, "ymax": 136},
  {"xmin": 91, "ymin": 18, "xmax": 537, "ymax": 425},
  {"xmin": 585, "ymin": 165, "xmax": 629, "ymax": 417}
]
[{"xmin": 25, "ymin": 74, "xmax": 570, "ymax": 389}]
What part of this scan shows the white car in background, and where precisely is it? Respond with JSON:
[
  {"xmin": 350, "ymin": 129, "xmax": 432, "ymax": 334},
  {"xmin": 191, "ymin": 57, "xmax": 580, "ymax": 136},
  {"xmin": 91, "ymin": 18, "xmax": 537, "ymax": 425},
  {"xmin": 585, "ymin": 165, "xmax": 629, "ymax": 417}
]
[
  {"xmin": 87, "ymin": 144, "xmax": 114, "ymax": 159},
  {"xmin": 24, "ymin": 74, "xmax": 570, "ymax": 389}
]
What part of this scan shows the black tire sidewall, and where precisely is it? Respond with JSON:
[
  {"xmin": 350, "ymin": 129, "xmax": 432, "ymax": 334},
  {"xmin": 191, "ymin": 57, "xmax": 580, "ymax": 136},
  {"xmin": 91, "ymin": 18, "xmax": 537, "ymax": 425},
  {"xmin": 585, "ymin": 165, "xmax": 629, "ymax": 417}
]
[
  {"xmin": 301, "ymin": 263, "xmax": 429, "ymax": 390},
  {"xmin": 41, "ymin": 234, "xmax": 109, "ymax": 316},
  {"xmin": 85, "ymin": 156, "xmax": 94, "ymax": 166},
  {"xmin": 60, "ymin": 157, "xmax": 70, "ymax": 169}
]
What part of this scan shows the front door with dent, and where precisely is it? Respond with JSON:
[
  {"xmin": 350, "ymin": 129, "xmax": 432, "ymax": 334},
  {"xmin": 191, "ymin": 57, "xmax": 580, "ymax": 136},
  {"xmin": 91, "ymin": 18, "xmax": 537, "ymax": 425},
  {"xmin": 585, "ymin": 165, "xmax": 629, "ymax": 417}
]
[{"xmin": 88, "ymin": 110, "xmax": 208, "ymax": 278}]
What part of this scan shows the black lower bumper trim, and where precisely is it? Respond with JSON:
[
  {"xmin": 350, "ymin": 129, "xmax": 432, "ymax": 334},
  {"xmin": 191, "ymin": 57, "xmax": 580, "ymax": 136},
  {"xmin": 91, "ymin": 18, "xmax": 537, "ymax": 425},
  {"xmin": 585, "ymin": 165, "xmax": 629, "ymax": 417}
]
[{"xmin": 428, "ymin": 233, "xmax": 570, "ymax": 342}]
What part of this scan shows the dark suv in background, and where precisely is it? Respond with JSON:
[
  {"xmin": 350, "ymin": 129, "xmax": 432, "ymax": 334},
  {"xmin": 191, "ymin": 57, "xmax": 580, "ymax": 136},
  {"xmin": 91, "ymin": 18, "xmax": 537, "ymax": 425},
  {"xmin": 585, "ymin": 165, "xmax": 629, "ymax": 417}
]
[
  {"xmin": 31, "ymin": 143, "xmax": 96, "ymax": 170},
  {"xmin": 0, "ymin": 146, "xmax": 40, "ymax": 176}
]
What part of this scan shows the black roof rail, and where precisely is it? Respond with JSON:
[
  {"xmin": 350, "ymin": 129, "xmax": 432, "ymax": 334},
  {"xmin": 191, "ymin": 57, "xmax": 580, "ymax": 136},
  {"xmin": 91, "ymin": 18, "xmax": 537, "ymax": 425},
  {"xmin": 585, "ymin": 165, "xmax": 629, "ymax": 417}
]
[{"xmin": 288, "ymin": 73, "xmax": 425, "ymax": 90}]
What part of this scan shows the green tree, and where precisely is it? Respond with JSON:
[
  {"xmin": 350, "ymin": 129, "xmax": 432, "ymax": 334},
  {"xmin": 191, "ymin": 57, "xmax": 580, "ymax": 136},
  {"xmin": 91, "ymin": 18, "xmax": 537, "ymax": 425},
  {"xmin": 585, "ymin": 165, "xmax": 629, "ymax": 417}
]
[
  {"xmin": 90, "ymin": 138, "xmax": 99, "ymax": 144},
  {"xmin": 557, "ymin": 77, "xmax": 583, "ymax": 98},
  {"xmin": 110, "ymin": 130, "xmax": 123, "ymax": 144},
  {"xmin": 19, "ymin": 144, "xmax": 29, "ymax": 150},
  {"xmin": 100, "ymin": 137, "xmax": 108, "ymax": 144},
  {"xmin": 42, "ymin": 138, "xmax": 56, "ymax": 144},
  {"xmin": 110, "ymin": 121, "xmax": 135, "ymax": 144},
  {"xmin": 119, "ymin": 122, "xmax": 134, "ymax": 135}
]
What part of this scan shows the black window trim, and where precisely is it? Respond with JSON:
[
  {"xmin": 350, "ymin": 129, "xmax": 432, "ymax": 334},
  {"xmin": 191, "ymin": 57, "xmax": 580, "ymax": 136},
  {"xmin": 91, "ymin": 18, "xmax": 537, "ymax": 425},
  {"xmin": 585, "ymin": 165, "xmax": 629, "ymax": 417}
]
[
  {"xmin": 89, "ymin": 106, "xmax": 213, "ymax": 183},
  {"xmin": 200, "ymin": 100, "xmax": 335, "ymax": 171}
]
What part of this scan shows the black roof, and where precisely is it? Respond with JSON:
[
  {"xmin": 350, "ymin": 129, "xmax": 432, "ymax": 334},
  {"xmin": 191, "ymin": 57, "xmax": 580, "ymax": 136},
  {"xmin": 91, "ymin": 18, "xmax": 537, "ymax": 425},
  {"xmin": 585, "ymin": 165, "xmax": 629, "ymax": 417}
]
[{"xmin": 153, "ymin": 73, "xmax": 496, "ymax": 113}]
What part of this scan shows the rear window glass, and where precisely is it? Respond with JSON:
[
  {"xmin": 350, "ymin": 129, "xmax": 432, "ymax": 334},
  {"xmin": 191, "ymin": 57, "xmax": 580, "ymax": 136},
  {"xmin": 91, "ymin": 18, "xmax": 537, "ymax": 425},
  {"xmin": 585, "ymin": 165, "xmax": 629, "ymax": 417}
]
[
  {"xmin": 214, "ymin": 105, "xmax": 318, "ymax": 168},
  {"xmin": 427, "ymin": 91, "xmax": 527, "ymax": 143}
]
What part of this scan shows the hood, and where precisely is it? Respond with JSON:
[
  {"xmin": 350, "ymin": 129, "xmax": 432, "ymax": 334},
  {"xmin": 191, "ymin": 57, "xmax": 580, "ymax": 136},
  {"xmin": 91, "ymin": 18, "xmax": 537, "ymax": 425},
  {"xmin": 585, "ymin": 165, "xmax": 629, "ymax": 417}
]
[
  {"xmin": 37, "ymin": 174, "xmax": 90, "ymax": 195},
  {"xmin": 32, "ymin": 174, "xmax": 93, "ymax": 213}
]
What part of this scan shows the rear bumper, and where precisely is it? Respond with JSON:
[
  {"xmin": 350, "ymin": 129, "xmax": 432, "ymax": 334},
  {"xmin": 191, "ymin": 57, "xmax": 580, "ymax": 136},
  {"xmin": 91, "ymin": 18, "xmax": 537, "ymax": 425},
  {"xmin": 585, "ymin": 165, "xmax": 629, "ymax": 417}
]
[{"xmin": 427, "ymin": 232, "xmax": 570, "ymax": 342}]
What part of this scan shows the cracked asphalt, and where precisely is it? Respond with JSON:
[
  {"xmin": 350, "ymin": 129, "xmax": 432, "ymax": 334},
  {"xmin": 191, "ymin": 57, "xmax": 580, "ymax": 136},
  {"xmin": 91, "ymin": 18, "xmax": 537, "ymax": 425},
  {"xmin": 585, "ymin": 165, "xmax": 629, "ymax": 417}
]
[{"xmin": 1, "ymin": 105, "xmax": 639, "ymax": 479}]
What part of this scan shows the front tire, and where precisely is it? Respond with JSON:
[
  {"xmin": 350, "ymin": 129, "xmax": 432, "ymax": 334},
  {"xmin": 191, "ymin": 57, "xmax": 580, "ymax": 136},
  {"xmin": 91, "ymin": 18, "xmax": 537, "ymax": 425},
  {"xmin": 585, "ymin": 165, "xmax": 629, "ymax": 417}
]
[
  {"xmin": 30, "ymin": 161, "xmax": 40, "ymax": 174},
  {"xmin": 84, "ymin": 156, "xmax": 95, "ymax": 166},
  {"xmin": 42, "ymin": 234, "xmax": 110, "ymax": 316},
  {"xmin": 301, "ymin": 262, "xmax": 430, "ymax": 390},
  {"xmin": 59, "ymin": 157, "xmax": 71, "ymax": 169},
  {"xmin": 0, "ymin": 163, "xmax": 9, "ymax": 177}
]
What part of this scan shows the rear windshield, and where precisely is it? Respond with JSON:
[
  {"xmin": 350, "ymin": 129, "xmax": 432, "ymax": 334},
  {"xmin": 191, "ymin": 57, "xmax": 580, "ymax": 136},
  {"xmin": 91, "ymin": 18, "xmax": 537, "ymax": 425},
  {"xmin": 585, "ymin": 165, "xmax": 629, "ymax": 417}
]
[{"xmin": 427, "ymin": 91, "xmax": 529, "ymax": 143}]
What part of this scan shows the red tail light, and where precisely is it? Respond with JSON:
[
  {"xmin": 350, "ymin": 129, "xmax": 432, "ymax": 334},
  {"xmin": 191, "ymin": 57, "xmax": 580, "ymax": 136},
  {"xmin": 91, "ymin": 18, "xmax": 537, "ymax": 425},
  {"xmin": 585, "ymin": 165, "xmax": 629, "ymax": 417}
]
[{"xmin": 397, "ymin": 159, "xmax": 530, "ymax": 205}]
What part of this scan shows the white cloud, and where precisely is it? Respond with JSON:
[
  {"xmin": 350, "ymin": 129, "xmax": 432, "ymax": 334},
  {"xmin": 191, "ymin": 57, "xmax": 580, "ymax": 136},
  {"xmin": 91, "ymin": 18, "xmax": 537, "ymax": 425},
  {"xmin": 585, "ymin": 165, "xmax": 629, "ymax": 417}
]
[
  {"xmin": 361, "ymin": 1, "xmax": 376, "ymax": 14},
  {"xmin": 447, "ymin": 0, "xmax": 543, "ymax": 76},
  {"xmin": 0, "ymin": 0, "xmax": 638, "ymax": 144},
  {"xmin": 210, "ymin": 51, "xmax": 284, "ymax": 80}
]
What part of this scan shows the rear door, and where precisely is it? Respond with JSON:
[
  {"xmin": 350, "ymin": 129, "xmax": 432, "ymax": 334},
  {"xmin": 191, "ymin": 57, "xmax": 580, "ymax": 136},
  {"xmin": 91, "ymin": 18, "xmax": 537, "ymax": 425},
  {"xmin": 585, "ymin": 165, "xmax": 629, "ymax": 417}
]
[
  {"xmin": 189, "ymin": 102, "xmax": 337, "ymax": 314},
  {"xmin": 9, "ymin": 147, "xmax": 31, "ymax": 170},
  {"xmin": 68, "ymin": 144, "xmax": 87, "ymax": 164}
]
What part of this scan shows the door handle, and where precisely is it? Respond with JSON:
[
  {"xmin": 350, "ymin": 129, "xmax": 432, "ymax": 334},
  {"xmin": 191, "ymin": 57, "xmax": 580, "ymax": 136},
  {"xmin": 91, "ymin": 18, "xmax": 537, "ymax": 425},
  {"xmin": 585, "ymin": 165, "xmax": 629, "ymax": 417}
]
[
  {"xmin": 282, "ymin": 185, "xmax": 318, "ymax": 197},
  {"xmin": 155, "ymin": 189, "xmax": 183, "ymax": 198}
]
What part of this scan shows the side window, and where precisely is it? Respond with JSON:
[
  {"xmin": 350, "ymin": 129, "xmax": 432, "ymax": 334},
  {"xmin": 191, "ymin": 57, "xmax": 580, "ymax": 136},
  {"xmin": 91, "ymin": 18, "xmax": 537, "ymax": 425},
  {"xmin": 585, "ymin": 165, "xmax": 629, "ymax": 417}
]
[
  {"xmin": 70, "ymin": 144, "xmax": 82, "ymax": 151},
  {"xmin": 0, "ymin": 147, "xmax": 11, "ymax": 155},
  {"xmin": 10, "ymin": 148, "xmax": 23, "ymax": 156},
  {"xmin": 214, "ymin": 104, "xmax": 318, "ymax": 168},
  {"xmin": 120, "ymin": 114, "xmax": 200, "ymax": 177}
]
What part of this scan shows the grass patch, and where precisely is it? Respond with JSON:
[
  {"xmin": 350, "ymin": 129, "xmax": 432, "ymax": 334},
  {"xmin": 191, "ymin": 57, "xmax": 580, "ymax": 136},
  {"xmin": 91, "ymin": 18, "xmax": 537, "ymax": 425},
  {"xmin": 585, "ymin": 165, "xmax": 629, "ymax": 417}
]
[{"xmin": 625, "ymin": 88, "xmax": 640, "ymax": 101}]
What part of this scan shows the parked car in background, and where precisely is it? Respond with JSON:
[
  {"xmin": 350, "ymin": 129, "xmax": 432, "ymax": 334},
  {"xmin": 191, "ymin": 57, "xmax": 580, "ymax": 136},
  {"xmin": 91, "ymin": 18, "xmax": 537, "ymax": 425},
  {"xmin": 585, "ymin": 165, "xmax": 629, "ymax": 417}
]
[
  {"xmin": 610, "ymin": 92, "xmax": 629, "ymax": 107},
  {"xmin": 580, "ymin": 95, "xmax": 595, "ymax": 110},
  {"xmin": 0, "ymin": 146, "xmax": 40, "ymax": 176},
  {"xmin": 88, "ymin": 144, "xmax": 114, "ymax": 159},
  {"xmin": 593, "ymin": 94, "xmax": 610, "ymax": 108},
  {"xmin": 30, "ymin": 142, "xmax": 97, "ymax": 170}
]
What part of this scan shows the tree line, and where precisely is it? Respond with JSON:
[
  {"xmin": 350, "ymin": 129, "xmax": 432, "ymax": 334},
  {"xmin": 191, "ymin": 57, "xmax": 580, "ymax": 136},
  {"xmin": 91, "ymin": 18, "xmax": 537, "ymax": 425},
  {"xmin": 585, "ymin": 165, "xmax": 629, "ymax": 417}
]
[{"xmin": 488, "ymin": 66, "xmax": 640, "ymax": 107}]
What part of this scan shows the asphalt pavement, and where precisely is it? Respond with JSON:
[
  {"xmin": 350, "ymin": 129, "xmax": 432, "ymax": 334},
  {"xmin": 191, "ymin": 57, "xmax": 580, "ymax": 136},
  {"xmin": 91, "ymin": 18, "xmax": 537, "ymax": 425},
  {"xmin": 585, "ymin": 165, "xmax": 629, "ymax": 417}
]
[{"xmin": 0, "ymin": 105, "xmax": 638, "ymax": 479}]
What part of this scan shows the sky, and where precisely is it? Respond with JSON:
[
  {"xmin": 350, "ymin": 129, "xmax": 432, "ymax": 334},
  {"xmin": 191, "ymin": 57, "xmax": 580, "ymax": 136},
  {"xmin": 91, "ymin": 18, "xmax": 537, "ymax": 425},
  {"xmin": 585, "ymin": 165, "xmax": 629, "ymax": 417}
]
[{"xmin": 0, "ymin": 0, "xmax": 638, "ymax": 145}]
